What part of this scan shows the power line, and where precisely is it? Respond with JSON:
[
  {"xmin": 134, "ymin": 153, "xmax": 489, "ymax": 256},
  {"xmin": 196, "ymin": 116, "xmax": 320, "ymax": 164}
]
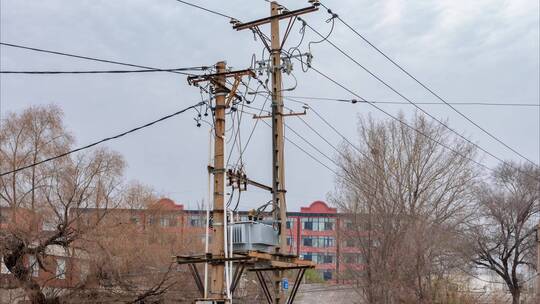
[
  {"xmin": 240, "ymin": 106, "xmax": 384, "ymax": 198},
  {"xmin": 302, "ymin": 21, "xmax": 538, "ymax": 168},
  {"xmin": 282, "ymin": 99, "xmax": 406, "ymax": 185},
  {"xmin": 238, "ymin": 106, "xmax": 338, "ymax": 174},
  {"xmin": 0, "ymin": 67, "xmax": 209, "ymax": 75},
  {"xmin": 284, "ymin": 119, "xmax": 340, "ymax": 168},
  {"xmin": 173, "ymin": 0, "xmax": 237, "ymax": 21},
  {"xmin": 0, "ymin": 101, "xmax": 204, "ymax": 177},
  {"xmin": 160, "ymin": 0, "xmax": 530, "ymax": 177},
  {"xmin": 282, "ymin": 95, "xmax": 540, "ymax": 107},
  {"xmin": 233, "ymin": 80, "xmax": 271, "ymax": 168},
  {"xmin": 294, "ymin": 23, "xmax": 536, "ymax": 171},
  {"xmin": 0, "ymin": 42, "xmax": 198, "ymax": 76},
  {"xmin": 315, "ymin": 3, "xmax": 539, "ymax": 167},
  {"xmin": 259, "ymin": 116, "xmax": 339, "ymax": 175},
  {"xmin": 302, "ymin": 62, "xmax": 495, "ymax": 173}
]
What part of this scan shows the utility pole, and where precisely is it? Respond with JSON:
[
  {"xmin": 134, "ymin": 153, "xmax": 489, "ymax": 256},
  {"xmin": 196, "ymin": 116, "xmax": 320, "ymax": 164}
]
[
  {"xmin": 270, "ymin": 1, "xmax": 287, "ymax": 256},
  {"xmin": 179, "ymin": 5, "xmax": 318, "ymax": 300},
  {"xmin": 210, "ymin": 61, "xmax": 227, "ymax": 300},
  {"xmin": 270, "ymin": 3, "xmax": 287, "ymax": 303},
  {"xmin": 536, "ymin": 222, "xmax": 540, "ymax": 303},
  {"xmin": 232, "ymin": 2, "xmax": 319, "ymax": 303},
  {"xmin": 183, "ymin": 64, "xmax": 255, "ymax": 303}
]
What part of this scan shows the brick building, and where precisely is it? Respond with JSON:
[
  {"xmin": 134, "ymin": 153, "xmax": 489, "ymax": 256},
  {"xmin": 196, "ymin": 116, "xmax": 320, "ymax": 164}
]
[
  {"xmin": 281, "ymin": 201, "xmax": 362, "ymax": 282},
  {"xmin": 1, "ymin": 198, "xmax": 362, "ymax": 290}
]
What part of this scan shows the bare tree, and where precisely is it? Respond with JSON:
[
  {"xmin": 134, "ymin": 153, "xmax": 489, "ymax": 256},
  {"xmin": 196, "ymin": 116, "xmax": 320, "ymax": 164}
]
[
  {"xmin": 331, "ymin": 112, "xmax": 479, "ymax": 304},
  {"xmin": 0, "ymin": 105, "xmax": 125, "ymax": 303},
  {"xmin": 468, "ymin": 163, "xmax": 540, "ymax": 304},
  {"xmin": 119, "ymin": 181, "xmax": 159, "ymax": 210}
]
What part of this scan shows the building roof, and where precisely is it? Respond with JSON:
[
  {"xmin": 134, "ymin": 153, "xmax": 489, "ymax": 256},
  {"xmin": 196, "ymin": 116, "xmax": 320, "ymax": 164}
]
[
  {"xmin": 149, "ymin": 198, "xmax": 184, "ymax": 211},
  {"xmin": 300, "ymin": 201, "xmax": 337, "ymax": 214}
]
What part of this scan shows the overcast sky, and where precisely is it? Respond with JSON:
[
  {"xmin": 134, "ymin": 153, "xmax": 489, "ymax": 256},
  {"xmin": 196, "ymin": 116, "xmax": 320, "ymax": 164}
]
[{"xmin": 1, "ymin": 0, "xmax": 539, "ymax": 211}]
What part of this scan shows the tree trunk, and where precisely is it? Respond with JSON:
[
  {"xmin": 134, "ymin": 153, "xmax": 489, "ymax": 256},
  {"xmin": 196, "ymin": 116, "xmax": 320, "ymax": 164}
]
[{"xmin": 511, "ymin": 288, "xmax": 520, "ymax": 304}]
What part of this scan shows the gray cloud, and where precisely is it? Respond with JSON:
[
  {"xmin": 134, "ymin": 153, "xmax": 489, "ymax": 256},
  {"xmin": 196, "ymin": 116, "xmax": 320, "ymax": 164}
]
[{"xmin": 1, "ymin": 0, "xmax": 538, "ymax": 210}]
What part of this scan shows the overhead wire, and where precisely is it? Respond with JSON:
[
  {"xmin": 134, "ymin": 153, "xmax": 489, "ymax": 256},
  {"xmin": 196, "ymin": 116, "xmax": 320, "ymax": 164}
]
[
  {"xmin": 238, "ymin": 103, "xmax": 389, "ymax": 205},
  {"xmin": 282, "ymin": 43, "xmax": 497, "ymax": 174},
  {"xmin": 232, "ymin": 78, "xmax": 271, "ymax": 168},
  {"xmin": 0, "ymin": 101, "xmax": 204, "ymax": 177},
  {"xmin": 239, "ymin": 107, "xmax": 339, "ymax": 175},
  {"xmin": 249, "ymin": 102, "xmax": 340, "ymax": 168},
  {"xmin": 318, "ymin": 1, "xmax": 539, "ymax": 167},
  {"xmin": 281, "ymin": 95, "xmax": 540, "ymax": 107},
  {"xmin": 300, "ymin": 20, "xmax": 539, "ymax": 170},
  {"xmin": 280, "ymin": 97, "xmax": 407, "ymax": 186},
  {"xmin": 301, "ymin": 10, "xmax": 538, "ymax": 167},
  {"xmin": 232, "ymin": 3, "xmax": 500, "ymax": 175},
  {"xmin": 0, "ymin": 42, "xmax": 199, "ymax": 76},
  {"xmin": 159, "ymin": 2, "xmax": 534, "ymax": 184},
  {"xmin": 0, "ymin": 67, "xmax": 209, "ymax": 75},
  {"xmin": 173, "ymin": 0, "xmax": 237, "ymax": 21}
]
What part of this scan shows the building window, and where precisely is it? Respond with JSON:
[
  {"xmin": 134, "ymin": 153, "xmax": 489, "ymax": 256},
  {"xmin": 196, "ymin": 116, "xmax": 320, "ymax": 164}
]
[
  {"xmin": 302, "ymin": 252, "xmax": 313, "ymax": 261},
  {"xmin": 160, "ymin": 217, "xmax": 169, "ymax": 227},
  {"xmin": 28, "ymin": 255, "xmax": 39, "ymax": 277},
  {"xmin": 147, "ymin": 216, "xmax": 155, "ymax": 226},
  {"xmin": 286, "ymin": 219, "xmax": 294, "ymax": 229},
  {"xmin": 346, "ymin": 238, "xmax": 355, "ymax": 247},
  {"xmin": 190, "ymin": 215, "xmax": 203, "ymax": 227},
  {"xmin": 302, "ymin": 219, "xmax": 313, "ymax": 230},
  {"xmin": 301, "ymin": 217, "xmax": 335, "ymax": 231},
  {"xmin": 1, "ymin": 256, "xmax": 10, "ymax": 274},
  {"xmin": 323, "ymin": 254, "xmax": 334, "ymax": 264},
  {"xmin": 301, "ymin": 253, "xmax": 334, "ymax": 264},
  {"xmin": 169, "ymin": 218, "xmax": 178, "ymax": 227},
  {"xmin": 344, "ymin": 219, "xmax": 354, "ymax": 230},
  {"xmin": 320, "ymin": 236, "xmax": 335, "ymax": 248},
  {"xmin": 302, "ymin": 236, "xmax": 334, "ymax": 248},
  {"xmin": 286, "ymin": 236, "xmax": 294, "ymax": 246},
  {"xmin": 130, "ymin": 217, "xmax": 140, "ymax": 225},
  {"xmin": 56, "ymin": 258, "xmax": 66, "ymax": 280}
]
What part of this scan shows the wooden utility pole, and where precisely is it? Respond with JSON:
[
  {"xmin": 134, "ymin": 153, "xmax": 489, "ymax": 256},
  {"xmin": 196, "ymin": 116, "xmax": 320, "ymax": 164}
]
[
  {"xmin": 184, "ymin": 64, "xmax": 255, "ymax": 303},
  {"xmin": 210, "ymin": 61, "xmax": 227, "ymax": 300}
]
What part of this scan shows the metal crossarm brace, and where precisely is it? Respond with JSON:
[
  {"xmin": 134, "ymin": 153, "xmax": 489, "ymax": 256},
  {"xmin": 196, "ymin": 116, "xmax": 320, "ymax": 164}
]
[
  {"xmin": 286, "ymin": 268, "xmax": 306, "ymax": 304},
  {"xmin": 255, "ymin": 270, "xmax": 273, "ymax": 304},
  {"xmin": 230, "ymin": 263, "xmax": 246, "ymax": 294},
  {"xmin": 225, "ymin": 76, "xmax": 242, "ymax": 107},
  {"xmin": 187, "ymin": 69, "xmax": 255, "ymax": 85},
  {"xmin": 188, "ymin": 263, "xmax": 205, "ymax": 296}
]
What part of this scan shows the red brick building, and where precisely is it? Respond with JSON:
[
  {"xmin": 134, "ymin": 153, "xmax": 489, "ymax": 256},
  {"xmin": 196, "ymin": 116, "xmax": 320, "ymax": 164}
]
[
  {"xmin": 282, "ymin": 201, "xmax": 362, "ymax": 282},
  {"xmin": 1, "ymin": 198, "xmax": 362, "ymax": 290}
]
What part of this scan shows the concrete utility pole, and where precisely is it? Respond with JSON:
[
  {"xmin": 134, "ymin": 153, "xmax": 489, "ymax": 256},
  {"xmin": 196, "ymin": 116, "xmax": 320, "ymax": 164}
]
[
  {"xmin": 270, "ymin": 2, "xmax": 287, "ymax": 303},
  {"xmin": 210, "ymin": 61, "xmax": 227, "ymax": 299},
  {"xmin": 231, "ymin": 2, "xmax": 319, "ymax": 303},
  {"xmin": 270, "ymin": 1, "xmax": 287, "ymax": 255}
]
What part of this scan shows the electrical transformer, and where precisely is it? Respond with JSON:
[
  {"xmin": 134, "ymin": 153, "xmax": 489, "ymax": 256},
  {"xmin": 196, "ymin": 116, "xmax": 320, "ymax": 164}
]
[{"xmin": 232, "ymin": 221, "xmax": 278, "ymax": 253}]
